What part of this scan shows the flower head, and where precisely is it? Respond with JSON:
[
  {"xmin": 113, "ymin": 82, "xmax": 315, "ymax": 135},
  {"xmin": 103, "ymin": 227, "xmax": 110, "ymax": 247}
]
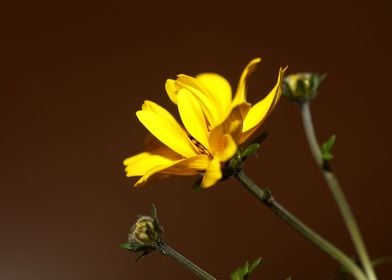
[
  {"xmin": 282, "ymin": 72, "xmax": 326, "ymax": 103},
  {"xmin": 124, "ymin": 58, "xmax": 286, "ymax": 188}
]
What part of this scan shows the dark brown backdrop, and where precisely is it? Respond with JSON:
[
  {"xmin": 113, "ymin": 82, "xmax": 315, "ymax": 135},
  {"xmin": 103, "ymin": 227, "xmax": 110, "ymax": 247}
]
[{"xmin": 1, "ymin": 0, "xmax": 391, "ymax": 279}]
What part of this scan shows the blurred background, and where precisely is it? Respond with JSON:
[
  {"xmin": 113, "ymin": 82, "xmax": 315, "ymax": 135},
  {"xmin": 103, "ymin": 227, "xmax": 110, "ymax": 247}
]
[{"xmin": 1, "ymin": 0, "xmax": 391, "ymax": 279}]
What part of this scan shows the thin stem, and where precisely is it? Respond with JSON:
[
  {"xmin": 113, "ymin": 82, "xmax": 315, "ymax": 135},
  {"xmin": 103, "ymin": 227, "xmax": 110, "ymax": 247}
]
[
  {"xmin": 157, "ymin": 242, "xmax": 217, "ymax": 280},
  {"xmin": 301, "ymin": 102, "xmax": 376, "ymax": 280},
  {"xmin": 235, "ymin": 170, "xmax": 367, "ymax": 280}
]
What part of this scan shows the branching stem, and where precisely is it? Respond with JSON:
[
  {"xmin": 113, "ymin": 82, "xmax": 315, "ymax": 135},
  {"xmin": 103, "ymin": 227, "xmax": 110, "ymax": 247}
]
[
  {"xmin": 301, "ymin": 102, "xmax": 376, "ymax": 280},
  {"xmin": 235, "ymin": 170, "xmax": 367, "ymax": 280}
]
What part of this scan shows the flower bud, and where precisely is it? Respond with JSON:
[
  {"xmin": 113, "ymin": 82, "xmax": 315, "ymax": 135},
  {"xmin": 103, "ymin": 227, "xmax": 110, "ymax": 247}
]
[
  {"xmin": 282, "ymin": 73, "xmax": 326, "ymax": 103},
  {"xmin": 129, "ymin": 215, "xmax": 160, "ymax": 247}
]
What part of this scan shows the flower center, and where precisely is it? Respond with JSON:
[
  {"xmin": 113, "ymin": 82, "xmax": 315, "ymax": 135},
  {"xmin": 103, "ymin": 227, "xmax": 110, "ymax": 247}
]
[{"xmin": 189, "ymin": 136, "xmax": 211, "ymax": 156}]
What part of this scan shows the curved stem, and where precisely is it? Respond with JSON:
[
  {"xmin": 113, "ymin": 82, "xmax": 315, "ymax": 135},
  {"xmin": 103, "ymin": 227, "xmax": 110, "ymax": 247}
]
[
  {"xmin": 301, "ymin": 102, "xmax": 376, "ymax": 280},
  {"xmin": 235, "ymin": 170, "xmax": 367, "ymax": 280},
  {"xmin": 157, "ymin": 242, "xmax": 217, "ymax": 280}
]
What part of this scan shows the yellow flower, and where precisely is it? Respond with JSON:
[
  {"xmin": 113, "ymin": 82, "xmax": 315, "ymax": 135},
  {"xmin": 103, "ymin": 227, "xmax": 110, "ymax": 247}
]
[{"xmin": 124, "ymin": 58, "xmax": 286, "ymax": 188}]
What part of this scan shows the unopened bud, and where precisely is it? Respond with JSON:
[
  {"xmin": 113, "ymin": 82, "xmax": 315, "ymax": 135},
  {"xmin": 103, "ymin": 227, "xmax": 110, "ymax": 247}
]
[
  {"xmin": 129, "ymin": 215, "xmax": 160, "ymax": 247},
  {"xmin": 282, "ymin": 73, "xmax": 326, "ymax": 103}
]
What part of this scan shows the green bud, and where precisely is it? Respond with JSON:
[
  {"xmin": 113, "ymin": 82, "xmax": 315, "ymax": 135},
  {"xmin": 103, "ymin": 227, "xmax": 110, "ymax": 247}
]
[
  {"xmin": 122, "ymin": 205, "xmax": 164, "ymax": 261},
  {"xmin": 128, "ymin": 205, "xmax": 163, "ymax": 251},
  {"xmin": 282, "ymin": 73, "xmax": 326, "ymax": 103},
  {"xmin": 129, "ymin": 215, "xmax": 161, "ymax": 248}
]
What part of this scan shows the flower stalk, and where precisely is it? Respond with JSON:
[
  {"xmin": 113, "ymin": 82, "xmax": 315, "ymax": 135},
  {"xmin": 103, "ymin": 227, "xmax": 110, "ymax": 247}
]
[
  {"xmin": 157, "ymin": 242, "xmax": 217, "ymax": 280},
  {"xmin": 300, "ymin": 102, "xmax": 377, "ymax": 280},
  {"xmin": 234, "ymin": 170, "xmax": 368, "ymax": 280}
]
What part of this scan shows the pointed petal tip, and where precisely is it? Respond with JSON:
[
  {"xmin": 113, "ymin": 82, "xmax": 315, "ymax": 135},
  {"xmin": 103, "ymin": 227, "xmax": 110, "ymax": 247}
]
[
  {"xmin": 232, "ymin": 58, "xmax": 264, "ymax": 107},
  {"xmin": 280, "ymin": 65, "xmax": 289, "ymax": 75},
  {"xmin": 140, "ymin": 100, "xmax": 155, "ymax": 111},
  {"xmin": 251, "ymin": 57, "xmax": 262, "ymax": 64},
  {"xmin": 200, "ymin": 175, "xmax": 219, "ymax": 188},
  {"xmin": 133, "ymin": 179, "xmax": 145, "ymax": 187},
  {"xmin": 176, "ymin": 73, "xmax": 189, "ymax": 79},
  {"xmin": 123, "ymin": 170, "xmax": 145, "ymax": 187},
  {"xmin": 200, "ymin": 181, "xmax": 215, "ymax": 188}
]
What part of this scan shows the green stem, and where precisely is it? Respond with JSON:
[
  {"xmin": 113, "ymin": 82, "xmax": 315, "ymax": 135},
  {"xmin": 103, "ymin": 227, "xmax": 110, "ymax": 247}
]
[
  {"xmin": 235, "ymin": 170, "xmax": 367, "ymax": 280},
  {"xmin": 157, "ymin": 242, "xmax": 217, "ymax": 280},
  {"xmin": 301, "ymin": 102, "xmax": 376, "ymax": 280}
]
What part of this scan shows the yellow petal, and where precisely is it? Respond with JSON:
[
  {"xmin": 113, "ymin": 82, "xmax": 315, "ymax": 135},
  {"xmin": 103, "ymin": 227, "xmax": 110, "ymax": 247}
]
[
  {"xmin": 134, "ymin": 173, "xmax": 169, "ymax": 187},
  {"xmin": 143, "ymin": 133, "xmax": 184, "ymax": 160},
  {"xmin": 176, "ymin": 74, "xmax": 220, "ymax": 126},
  {"xmin": 141, "ymin": 100, "xmax": 178, "ymax": 124},
  {"xmin": 196, "ymin": 73, "xmax": 232, "ymax": 120},
  {"xmin": 124, "ymin": 138, "xmax": 184, "ymax": 177},
  {"xmin": 201, "ymin": 157, "xmax": 222, "ymax": 188},
  {"xmin": 240, "ymin": 66, "xmax": 286, "ymax": 143},
  {"xmin": 232, "ymin": 58, "xmax": 262, "ymax": 107},
  {"xmin": 223, "ymin": 104, "xmax": 249, "ymax": 143},
  {"xmin": 134, "ymin": 155, "xmax": 210, "ymax": 187},
  {"xmin": 214, "ymin": 134, "xmax": 237, "ymax": 162},
  {"xmin": 123, "ymin": 152, "xmax": 179, "ymax": 177},
  {"xmin": 136, "ymin": 110, "xmax": 197, "ymax": 157},
  {"xmin": 165, "ymin": 79, "xmax": 178, "ymax": 104},
  {"xmin": 177, "ymin": 89, "xmax": 210, "ymax": 150},
  {"xmin": 161, "ymin": 154, "xmax": 210, "ymax": 174},
  {"xmin": 208, "ymin": 123, "xmax": 237, "ymax": 162}
]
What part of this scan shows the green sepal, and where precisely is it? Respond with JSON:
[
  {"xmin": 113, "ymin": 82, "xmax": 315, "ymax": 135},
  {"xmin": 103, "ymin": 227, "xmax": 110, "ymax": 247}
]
[
  {"xmin": 239, "ymin": 131, "xmax": 267, "ymax": 161},
  {"xmin": 135, "ymin": 251, "xmax": 152, "ymax": 262},
  {"xmin": 230, "ymin": 257, "xmax": 262, "ymax": 280},
  {"xmin": 321, "ymin": 134, "xmax": 336, "ymax": 160},
  {"xmin": 150, "ymin": 204, "xmax": 164, "ymax": 235},
  {"xmin": 120, "ymin": 243, "xmax": 135, "ymax": 251},
  {"xmin": 120, "ymin": 242, "xmax": 155, "ymax": 253},
  {"xmin": 192, "ymin": 175, "xmax": 203, "ymax": 191},
  {"xmin": 295, "ymin": 78, "xmax": 307, "ymax": 98},
  {"xmin": 248, "ymin": 131, "xmax": 268, "ymax": 146},
  {"xmin": 241, "ymin": 143, "xmax": 260, "ymax": 159},
  {"xmin": 312, "ymin": 73, "xmax": 327, "ymax": 93}
]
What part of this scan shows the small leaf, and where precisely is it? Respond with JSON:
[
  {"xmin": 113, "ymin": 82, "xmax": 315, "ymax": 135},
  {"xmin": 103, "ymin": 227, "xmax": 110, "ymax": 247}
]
[
  {"xmin": 230, "ymin": 266, "xmax": 246, "ymax": 280},
  {"xmin": 372, "ymin": 256, "xmax": 392, "ymax": 268},
  {"xmin": 286, "ymin": 277, "xmax": 292, "ymax": 280},
  {"xmin": 248, "ymin": 257, "xmax": 262, "ymax": 273},
  {"xmin": 321, "ymin": 134, "xmax": 336, "ymax": 161},
  {"xmin": 230, "ymin": 258, "xmax": 262, "ymax": 280}
]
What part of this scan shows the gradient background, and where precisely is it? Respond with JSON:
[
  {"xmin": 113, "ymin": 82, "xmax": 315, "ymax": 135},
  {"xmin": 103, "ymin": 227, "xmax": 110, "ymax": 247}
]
[{"xmin": 1, "ymin": 0, "xmax": 391, "ymax": 279}]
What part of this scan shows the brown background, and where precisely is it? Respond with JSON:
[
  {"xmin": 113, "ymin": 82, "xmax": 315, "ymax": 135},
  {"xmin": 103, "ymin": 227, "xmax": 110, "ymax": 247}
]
[{"xmin": 1, "ymin": 0, "xmax": 391, "ymax": 279}]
